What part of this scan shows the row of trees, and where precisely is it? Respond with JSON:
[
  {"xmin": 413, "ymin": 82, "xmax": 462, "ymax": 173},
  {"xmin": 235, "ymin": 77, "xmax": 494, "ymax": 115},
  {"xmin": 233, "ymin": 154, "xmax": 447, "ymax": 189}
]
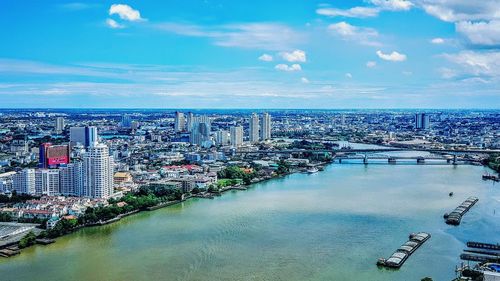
[
  {"xmin": 18, "ymin": 231, "xmax": 37, "ymax": 248},
  {"xmin": 0, "ymin": 191, "xmax": 39, "ymax": 204},
  {"xmin": 486, "ymin": 154, "xmax": 500, "ymax": 173}
]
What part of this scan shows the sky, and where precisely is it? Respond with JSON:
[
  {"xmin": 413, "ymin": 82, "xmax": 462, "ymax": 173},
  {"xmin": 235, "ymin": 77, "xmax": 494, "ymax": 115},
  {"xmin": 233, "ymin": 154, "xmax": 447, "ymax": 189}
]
[{"xmin": 0, "ymin": 0, "xmax": 499, "ymax": 109}]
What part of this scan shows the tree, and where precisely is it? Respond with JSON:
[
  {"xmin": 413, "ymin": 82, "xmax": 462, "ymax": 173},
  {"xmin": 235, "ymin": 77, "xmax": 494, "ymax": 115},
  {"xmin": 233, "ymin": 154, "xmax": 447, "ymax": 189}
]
[{"xmin": 18, "ymin": 231, "xmax": 37, "ymax": 248}]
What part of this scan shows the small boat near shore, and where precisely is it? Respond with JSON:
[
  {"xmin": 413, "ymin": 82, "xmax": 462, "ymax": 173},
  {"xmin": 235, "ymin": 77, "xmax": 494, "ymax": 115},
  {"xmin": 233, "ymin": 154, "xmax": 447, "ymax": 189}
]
[
  {"xmin": 377, "ymin": 232, "xmax": 431, "ymax": 269},
  {"xmin": 306, "ymin": 167, "xmax": 319, "ymax": 174}
]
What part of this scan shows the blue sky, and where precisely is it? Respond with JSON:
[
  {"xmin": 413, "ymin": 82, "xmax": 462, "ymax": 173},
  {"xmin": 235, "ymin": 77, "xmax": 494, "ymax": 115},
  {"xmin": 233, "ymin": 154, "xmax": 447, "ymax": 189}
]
[{"xmin": 0, "ymin": 0, "xmax": 499, "ymax": 108}]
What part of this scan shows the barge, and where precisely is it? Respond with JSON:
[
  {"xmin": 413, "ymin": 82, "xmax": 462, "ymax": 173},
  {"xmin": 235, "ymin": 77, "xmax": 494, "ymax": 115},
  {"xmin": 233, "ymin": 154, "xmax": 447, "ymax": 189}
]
[
  {"xmin": 377, "ymin": 232, "xmax": 431, "ymax": 268},
  {"xmin": 443, "ymin": 196, "xmax": 479, "ymax": 225}
]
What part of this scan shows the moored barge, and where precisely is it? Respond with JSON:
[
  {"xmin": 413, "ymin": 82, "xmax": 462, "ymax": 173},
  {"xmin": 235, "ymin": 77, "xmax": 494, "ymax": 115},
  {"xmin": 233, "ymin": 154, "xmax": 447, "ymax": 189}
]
[
  {"xmin": 377, "ymin": 232, "xmax": 431, "ymax": 268},
  {"xmin": 443, "ymin": 196, "xmax": 479, "ymax": 225}
]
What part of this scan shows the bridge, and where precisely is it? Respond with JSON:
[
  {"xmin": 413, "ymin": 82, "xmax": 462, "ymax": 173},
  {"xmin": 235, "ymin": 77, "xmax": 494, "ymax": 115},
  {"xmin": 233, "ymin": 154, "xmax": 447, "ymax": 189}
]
[{"xmin": 235, "ymin": 148, "xmax": 500, "ymax": 155}]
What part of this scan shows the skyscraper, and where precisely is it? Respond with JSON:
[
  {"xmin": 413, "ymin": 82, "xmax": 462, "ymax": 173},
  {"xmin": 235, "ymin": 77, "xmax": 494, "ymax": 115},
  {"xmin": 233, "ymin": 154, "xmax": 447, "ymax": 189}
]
[
  {"xmin": 249, "ymin": 113, "xmax": 260, "ymax": 143},
  {"xmin": 35, "ymin": 169, "xmax": 60, "ymax": 196},
  {"xmin": 216, "ymin": 130, "xmax": 229, "ymax": 145},
  {"xmin": 55, "ymin": 117, "xmax": 65, "ymax": 134},
  {"xmin": 186, "ymin": 112, "xmax": 194, "ymax": 132},
  {"xmin": 83, "ymin": 143, "xmax": 114, "ymax": 198},
  {"xmin": 12, "ymin": 169, "xmax": 35, "ymax": 195},
  {"xmin": 121, "ymin": 115, "xmax": 132, "ymax": 128},
  {"xmin": 260, "ymin": 113, "xmax": 271, "ymax": 140},
  {"xmin": 70, "ymin": 126, "xmax": 98, "ymax": 147},
  {"xmin": 415, "ymin": 113, "xmax": 430, "ymax": 130},
  {"xmin": 174, "ymin": 112, "xmax": 185, "ymax": 132},
  {"xmin": 230, "ymin": 126, "xmax": 243, "ymax": 147},
  {"xmin": 190, "ymin": 115, "xmax": 211, "ymax": 146},
  {"xmin": 60, "ymin": 162, "xmax": 84, "ymax": 196}
]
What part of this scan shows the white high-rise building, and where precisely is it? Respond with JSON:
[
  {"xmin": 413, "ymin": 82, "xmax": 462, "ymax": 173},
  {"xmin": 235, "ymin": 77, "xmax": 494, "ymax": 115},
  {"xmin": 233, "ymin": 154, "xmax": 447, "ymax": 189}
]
[
  {"xmin": 60, "ymin": 162, "xmax": 84, "ymax": 196},
  {"xmin": 35, "ymin": 169, "xmax": 60, "ymax": 196},
  {"xmin": 83, "ymin": 143, "xmax": 114, "ymax": 198},
  {"xmin": 174, "ymin": 112, "xmax": 185, "ymax": 132},
  {"xmin": 55, "ymin": 117, "xmax": 65, "ymax": 134},
  {"xmin": 249, "ymin": 113, "xmax": 260, "ymax": 143},
  {"xmin": 230, "ymin": 126, "xmax": 243, "ymax": 147},
  {"xmin": 216, "ymin": 130, "xmax": 229, "ymax": 145},
  {"xmin": 260, "ymin": 113, "xmax": 271, "ymax": 140},
  {"xmin": 12, "ymin": 169, "xmax": 35, "ymax": 195}
]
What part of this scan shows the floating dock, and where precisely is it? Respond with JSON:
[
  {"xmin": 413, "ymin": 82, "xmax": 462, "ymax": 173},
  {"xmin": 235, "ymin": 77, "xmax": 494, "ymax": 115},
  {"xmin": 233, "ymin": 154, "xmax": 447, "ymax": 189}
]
[
  {"xmin": 377, "ymin": 232, "xmax": 431, "ymax": 268},
  {"xmin": 443, "ymin": 196, "xmax": 479, "ymax": 225},
  {"xmin": 467, "ymin": 242, "xmax": 500, "ymax": 251}
]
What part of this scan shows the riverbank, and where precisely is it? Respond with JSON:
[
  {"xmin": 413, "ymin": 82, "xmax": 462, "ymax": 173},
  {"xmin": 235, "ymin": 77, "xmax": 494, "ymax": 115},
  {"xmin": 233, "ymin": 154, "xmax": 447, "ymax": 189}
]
[{"xmin": 0, "ymin": 164, "xmax": 317, "ymax": 256}]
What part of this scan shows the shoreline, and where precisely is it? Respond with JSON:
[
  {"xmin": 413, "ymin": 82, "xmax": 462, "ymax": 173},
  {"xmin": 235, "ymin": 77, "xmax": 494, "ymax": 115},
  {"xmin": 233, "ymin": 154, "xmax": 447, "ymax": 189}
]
[{"xmin": 1, "ymin": 158, "xmax": 494, "ymax": 258}]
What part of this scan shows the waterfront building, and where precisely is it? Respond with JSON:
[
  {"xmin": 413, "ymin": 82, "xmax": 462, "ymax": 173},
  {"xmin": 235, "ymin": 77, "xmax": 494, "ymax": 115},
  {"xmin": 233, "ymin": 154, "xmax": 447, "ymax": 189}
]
[
  {"xmin": 55, "ymin": 117, "xmax": 65, "ymax": 134},
  {"xmin": 12, "ymin": 169, "xmax": 35, "ymax": 195},
  {"xmin": 39, "ymin": 143, "xmax": 70, "ymax": 169},
  {"xmin": 83, "ymin": 143, "xmax": 114, "ymax": 198},
  {"xmin": 35, "ymin": 169, "xmax": 60, "ymax": 196},
  {"xmin": 175, "ymin": 112, "xmax": 185, "ymax": 132},
  {"xmin": 70, "ymin": 126, "xmax": 98, "ymax": 148},
  {"xmin": 59, "ymin": 162, "xmax": 84, "ymax": 196},
  {"xmin": 415, "ymin": 113, "xmax": 430, "ymax": 130},
  {"xmin": 260, "ymin": 112, "xmax": 271, "ymax": 140},
  {"xmin": 230, "ymin": 126, "xmax": 243, "ymax": 147},
  {"xmin": 249, "ymin": 113, "xmax": 260, "ymax": 143}
]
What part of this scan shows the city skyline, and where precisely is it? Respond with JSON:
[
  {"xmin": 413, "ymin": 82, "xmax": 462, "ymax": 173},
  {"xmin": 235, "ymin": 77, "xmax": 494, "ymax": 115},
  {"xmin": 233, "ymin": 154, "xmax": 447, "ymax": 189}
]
[{"xmin": 0, "ymin": 1, "xmax": 499, "ymax": 109}]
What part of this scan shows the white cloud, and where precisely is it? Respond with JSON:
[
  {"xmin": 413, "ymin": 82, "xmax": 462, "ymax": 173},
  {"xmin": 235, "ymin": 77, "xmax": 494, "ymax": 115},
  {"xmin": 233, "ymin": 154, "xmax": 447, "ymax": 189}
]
[
  {"xmin": 430, "ymin": 37, "xmax": 445, "ymax": 44},
  {"xmin": 456, "ymin": 20, "xmax": 500, "ymax": 47},
  {"xmin": 155, "ymin": 22, "xmax": 303, "ymax": 50},
  {"xmin": 328, "ymin": 22, "xmax": 380, "ymax": 46},
  {"xmin": 416, "ymin": 0, "xmax": 500, "ymax": 22},
  {"xmin": 280, "ymin": 50, "xmax": 307, "ymax": 62},
  {"xmin": 301, "ymin": 77, "xmax": 310, "ymax": 83},
  {"xmin": 275, "ymin": 64, "xmax": 302, "ymax": 72},
  {"xmin": 376, "ymin": 50, "xmax": 407, "ymax": 61},
  {"xmin": 106, "ymin": 18, "xmax": 124, "ymax": 29},
  {"xmin": 258, "ymin": 54, "xmax": 273, "ymax": 62},
  {"xmin": 442, "ymin": 51, "xmax": 500, "ymax": 77},
  {"xmin": 345, "ymin": 73, "xmax": 353, "ymax": 78},
  {"xmin": 109, "ymin": 4, "xmax": 144, "ymax": 22},
  {"xmin": 366, "ymin": 61, "xmax": 377, "ymax": 68},
  {"xmin": 370, "ymin": 0, "xmax": 414, "ymax": 11},
  {"xmin": 316, "ymin": 7, "xmax": 379, "ymax": 18}
]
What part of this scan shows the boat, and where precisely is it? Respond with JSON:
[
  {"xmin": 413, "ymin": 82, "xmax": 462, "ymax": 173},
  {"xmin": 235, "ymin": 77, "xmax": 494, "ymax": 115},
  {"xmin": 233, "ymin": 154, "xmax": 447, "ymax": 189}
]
[
  {"xmin": 377, "ymin": 232, "xmax": 431, "ymax": 268},
  {"xmin": 306, "ymin": 167, "xmax": 319, "ymax": 174},
  {"xmin": 483, "ymin": 174, "xmax": 500, "ymax": 182},
  {"xmin": 444, "ymin": 196, "xmax": 479, "ymax": 225},
  {"xmin": 449, "ymin": 192, "xmax": 454, "ymax": 197}
]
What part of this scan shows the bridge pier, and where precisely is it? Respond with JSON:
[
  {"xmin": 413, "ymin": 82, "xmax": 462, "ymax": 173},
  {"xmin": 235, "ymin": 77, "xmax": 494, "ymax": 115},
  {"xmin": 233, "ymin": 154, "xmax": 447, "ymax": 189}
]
[
  {"xmin": 388, "ymin": 157, "xmax": 396, "ymax": 164},
  {"xmin": 417, "ymin": 157, "xmax": 425, "ymax": 164},
  {"xmin": 363, "ymin": 155, "xmax": 368, "ymax": 164},
  {"xmin": 453, "ymin": 155, "xmax": 457, "ymax": 165},
  {"xmin": 338, "ymin": 158, "xmax": 342, "ymax": 164}
]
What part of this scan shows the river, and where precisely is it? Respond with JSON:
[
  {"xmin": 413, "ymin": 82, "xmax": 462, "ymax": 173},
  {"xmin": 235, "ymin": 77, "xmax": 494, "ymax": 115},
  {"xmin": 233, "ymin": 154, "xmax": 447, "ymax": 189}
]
[{"xmin": 1, "ymin": 162, "xmax": 499, "ymax": 281}]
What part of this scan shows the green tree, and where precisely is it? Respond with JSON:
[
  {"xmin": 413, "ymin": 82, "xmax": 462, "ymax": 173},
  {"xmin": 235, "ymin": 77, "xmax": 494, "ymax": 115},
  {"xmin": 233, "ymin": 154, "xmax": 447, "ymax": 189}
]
[{"xmin": 18, "ymin": 231, "xmax": 37, "ymax": 248}]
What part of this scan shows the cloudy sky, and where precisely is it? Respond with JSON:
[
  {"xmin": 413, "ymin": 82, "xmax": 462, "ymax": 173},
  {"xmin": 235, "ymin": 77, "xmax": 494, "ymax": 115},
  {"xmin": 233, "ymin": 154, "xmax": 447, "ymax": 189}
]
[{"xmin": 0, "ymin": 0, "xmax": 499, "ymax": 108}]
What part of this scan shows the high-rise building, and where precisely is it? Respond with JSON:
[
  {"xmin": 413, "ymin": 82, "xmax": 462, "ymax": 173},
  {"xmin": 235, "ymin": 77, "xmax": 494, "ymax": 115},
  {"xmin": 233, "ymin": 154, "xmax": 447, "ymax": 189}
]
[
  {"xmin": 121, "ymin": 115, "xmax": 132, "ymax": 128},
  {"xmin": 415, "ymin": 113, "xmax": 430, "ymax": 130},
  {"xmin": 55, "ymin": 117, "xmax": 65, "ymax": 134},
  {"xmin": 230, "ymin": 126, "xmax": 243, "ymax": 147},
  {"xmin": 249, "ymin": 113, "xmax": 260, "ymax": 143},
  {"xmin": 39, "ymin": 143, "xmax": 70, "ymax": 169},
  {"xmin": 186, "ymin": 112, "xmax": 194, "ymax": 132},
  {"xmin": 12, "ymin": 169, "xmax": 36, "ymax": 195},
  {"xmin": 190, "ymin": 115, "xmax": 211, "ymax": 146},
  {"xmin": 59, "ymin": 162, "xmax": 84, "ymax": 196},
  {"xmin": 35, "ymin": 169, "xmax": 60, "ymax": 196},
  {"xmin": 174, "ymin": 112, "xmax": 185, "ymax": 132},
  {"xmin": 70, "ymin": 126, "xmax": 98, "ymax": 147},
  {"xmin": 260, "ymin": 113, "xmax": 271, "ymax": 140},
  {"xmin": 83, "ymin": 143, "xmax": 114, "ymax": 198},
  {"xmin": 216, "ymin": 130, "xmax": 229, "ymax": 145}
]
